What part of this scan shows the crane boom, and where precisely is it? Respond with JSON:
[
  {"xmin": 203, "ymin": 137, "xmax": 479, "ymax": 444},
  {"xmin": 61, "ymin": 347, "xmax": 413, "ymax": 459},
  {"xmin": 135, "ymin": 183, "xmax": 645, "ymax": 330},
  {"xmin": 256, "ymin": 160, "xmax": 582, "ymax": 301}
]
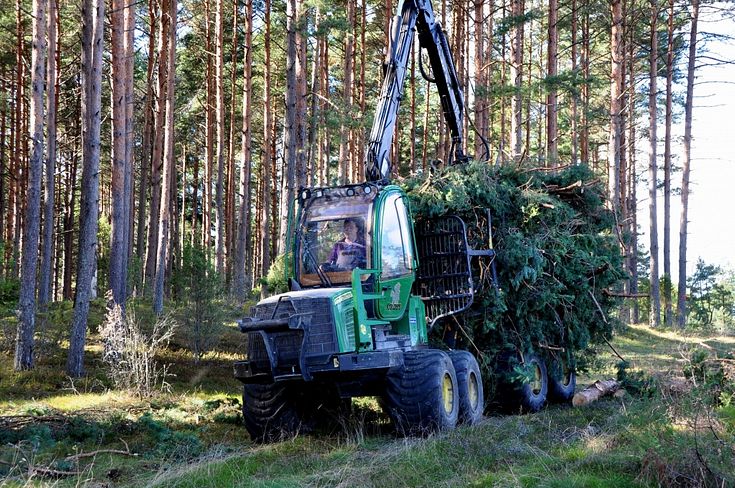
[{"xmin": 365, "ymin": 0, "xmax": 468, "ymax": 182}]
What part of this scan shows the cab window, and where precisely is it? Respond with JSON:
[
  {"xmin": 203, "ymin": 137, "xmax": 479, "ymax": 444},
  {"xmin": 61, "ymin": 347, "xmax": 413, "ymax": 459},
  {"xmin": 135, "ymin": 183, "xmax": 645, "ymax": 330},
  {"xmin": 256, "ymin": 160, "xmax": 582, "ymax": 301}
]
[
  {"xmin": 298, "ymin": 198, "xmax": 371, "ymax": 286},
  {"xmin": 380, "ymin": 194, "xmax": 414, "ymax": 278}
]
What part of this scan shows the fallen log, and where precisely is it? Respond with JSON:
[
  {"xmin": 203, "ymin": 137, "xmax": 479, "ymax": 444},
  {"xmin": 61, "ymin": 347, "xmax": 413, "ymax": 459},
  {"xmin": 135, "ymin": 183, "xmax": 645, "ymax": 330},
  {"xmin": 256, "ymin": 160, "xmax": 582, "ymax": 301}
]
[{"xmin": 572, "ymin": 379, "xmax": 621, "ymax": 407}]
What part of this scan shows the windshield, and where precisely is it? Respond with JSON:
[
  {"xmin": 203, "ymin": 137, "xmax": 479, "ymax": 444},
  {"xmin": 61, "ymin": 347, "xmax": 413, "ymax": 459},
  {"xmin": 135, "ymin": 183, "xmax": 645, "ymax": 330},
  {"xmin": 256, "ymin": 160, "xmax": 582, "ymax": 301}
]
[{"xmin": 298, "ymin": 196, "xmax": 373, "ymax": 287}]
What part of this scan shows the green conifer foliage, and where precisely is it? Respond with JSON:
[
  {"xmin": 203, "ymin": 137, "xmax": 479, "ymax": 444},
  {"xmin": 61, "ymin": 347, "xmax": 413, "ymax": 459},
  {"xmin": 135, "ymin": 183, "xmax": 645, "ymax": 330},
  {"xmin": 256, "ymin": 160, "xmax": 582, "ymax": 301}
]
[{"xmin": 405, "ymin": 162, "xmax": 625, "ymax": 372}]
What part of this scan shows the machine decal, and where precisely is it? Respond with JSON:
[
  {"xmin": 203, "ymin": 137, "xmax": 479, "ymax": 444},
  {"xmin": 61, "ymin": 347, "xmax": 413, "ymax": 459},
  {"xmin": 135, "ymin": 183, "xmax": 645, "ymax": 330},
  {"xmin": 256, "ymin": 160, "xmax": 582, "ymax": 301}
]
[{"xmin": 388, "ymin": 283, "xmax": 402, "ymax": 310}]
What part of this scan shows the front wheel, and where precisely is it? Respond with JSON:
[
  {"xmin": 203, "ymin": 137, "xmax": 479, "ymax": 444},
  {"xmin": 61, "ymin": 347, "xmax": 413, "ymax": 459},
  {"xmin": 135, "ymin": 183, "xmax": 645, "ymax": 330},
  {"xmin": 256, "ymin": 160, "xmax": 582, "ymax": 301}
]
[
  {"xmin": 243, "ymin": 382, "xmax": 311, "ymax": 443},
  {"xmin": 384, "ymin": 349, "xmax": 459, "ymax": 434},
  {"xmin": 448, "ymin": 350, "xmax": 484, "ymax": 425}
]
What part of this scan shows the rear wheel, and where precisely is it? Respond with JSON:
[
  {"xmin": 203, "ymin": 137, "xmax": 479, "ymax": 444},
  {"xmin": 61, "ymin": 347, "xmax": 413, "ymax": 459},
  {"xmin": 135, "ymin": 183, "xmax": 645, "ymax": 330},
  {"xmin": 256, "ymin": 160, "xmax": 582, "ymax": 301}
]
[
  {"xmin": 547, "ymin": 355, "xmax": 576, "ymax": 403},
  {"xmin": 384, "ymin": 349, "xmax": 459, "ymax": 434},
  {"xmin": 448, "ymin": 350, "xmax": 484, "ymax": 425},
  {"xmin": 243, "ymin": 382, "xmax": 312, "ymax": 443},
  {"xmin": 518, "ymin": 353, "xmax": 548, "ymax": 413}
]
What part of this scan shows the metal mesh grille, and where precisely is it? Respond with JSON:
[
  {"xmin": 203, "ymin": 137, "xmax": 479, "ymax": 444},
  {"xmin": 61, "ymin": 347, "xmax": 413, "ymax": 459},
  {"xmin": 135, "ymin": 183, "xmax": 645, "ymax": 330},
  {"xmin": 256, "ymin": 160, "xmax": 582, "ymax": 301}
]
[
  {"xmin": 413, "ymin": 216, "xmax": 474, "ymax": 326},
  {"xmin": 247, "ymin": 297, "xmax": 337, "ymax": 363}
]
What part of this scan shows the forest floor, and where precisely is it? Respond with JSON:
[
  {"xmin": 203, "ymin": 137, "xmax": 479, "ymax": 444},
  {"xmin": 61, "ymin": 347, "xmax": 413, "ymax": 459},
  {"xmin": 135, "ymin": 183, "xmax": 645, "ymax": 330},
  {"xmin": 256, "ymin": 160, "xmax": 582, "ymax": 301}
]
[{"xmin": 1, "ymin": 312, "xmax": 734, "ymax": 488}]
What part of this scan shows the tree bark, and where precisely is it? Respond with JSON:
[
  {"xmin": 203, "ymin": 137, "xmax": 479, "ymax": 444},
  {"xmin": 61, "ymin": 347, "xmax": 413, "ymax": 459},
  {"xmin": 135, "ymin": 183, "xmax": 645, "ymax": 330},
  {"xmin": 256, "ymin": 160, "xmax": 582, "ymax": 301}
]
[
  {"xmin": 225, "ymin": 0, "xmax": 238, "ymax": 280},
  {"xmin": 580, "ymin": 7, "xmax": 590, "ymax": 164},
  {"xmin": 608, "ymin": 0, "xmax": 624, "ymax": 214},
  {"xmin": 153, "ymin": 0, "xmax": 177, "ymax": 315},
  {"xmin": 110, "ymin": 0, "xmax": 130, "ymax": 308},
  {"xmin": 663, "ymin": 0, "xmax": 675, "ymax": 326},
  {"xmin": 38, "ymin": 0, "xmax": 58, "ymax": 307},
  {"xmin": 0, "ymin": 69, "xmax": 6, "ymax": 264},
  {"xmin": 570, "ymin": 0, "xmax": 578, "ymax": 164},
  {"xmin": 648, "ymin": 0, "xmax": 660, "ymax": 327},
  {"xmin": 627, "ymin": 20, "xmax": 639, "ymax": 324},
  {"xmin": 318, "ymin": 29, "xmax": 329, "ymax": 185},
  {"xmin": 214, "ymin": 0, "xmax": 226, "ymax": 276},
  {"xmin": 15, "ymin": 0, "xmax": 47, "ymax": 370},
  {"xmin": 278, "ymin": 0, "xmax": 300, "ymax": 255},
  {"xmin": 338, "ymin": 0, "xmax": 355, "ymax": 184},
  {"xmin": 62, "ymin": 134, "xmax": 78, "ymax": 301},
  {"xmin": 572, "ymin": 380, "xmax": 621, "ymax": 406},
  {"xmin": 145, "ymin": 0, "xmax": 166, "ymax": 290},
  {"xmin": 136, "ymin": 0, "xmax": 157, "ymax": 275},
  {"xmin": 511, "ymin": 0, "xmax": 524, "ymax": 161},
  {"xmin": 260, "ymin": 0, "xmax": 272, "ymax": 295},
  {"xmin": 546, "ymin": 0, "xmax": 558, "ymax": 165},
  {"xmin": 233, "ymin": 0, "xmax": 254, "ymax": 302},
  {"xmin": 124, "ymin": 0, "xmax": 135, "ymax": 295},
  {"xmin": 677, "ymin": 0, "xmax": 699, "ymax": 329},
  {"xmin": 68, "ymin": 0, "xmax": 104, "ymax": 377}
]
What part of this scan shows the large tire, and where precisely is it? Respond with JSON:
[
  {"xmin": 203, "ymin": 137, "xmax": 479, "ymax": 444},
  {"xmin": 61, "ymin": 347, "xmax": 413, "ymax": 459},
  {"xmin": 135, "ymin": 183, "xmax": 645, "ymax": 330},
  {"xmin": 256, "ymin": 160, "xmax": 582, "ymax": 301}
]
[
  {"xmin": 243, "ymin": 382, "xmax": 312, "ymax": 443},
  {"xmin": 517, "ymin": 353, "xmax": 548, "ymax": 413},
  {"xmin": 384, "ymin": 349, "xmax": 459, "ymax": 434},
  {"xmin": 547, "ymin": 355, "xmax": 576, "ymax": 403},
  {"xmin": 448, "ymin": 350, "xmax": 484, "ymax": 425}
]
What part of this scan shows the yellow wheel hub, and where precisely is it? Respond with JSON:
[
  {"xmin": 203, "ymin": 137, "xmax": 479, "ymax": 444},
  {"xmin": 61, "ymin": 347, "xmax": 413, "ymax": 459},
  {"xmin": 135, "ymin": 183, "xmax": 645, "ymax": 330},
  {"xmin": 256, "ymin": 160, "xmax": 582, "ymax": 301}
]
[
  {"xmin": 562, "ymin": 363, "xmax": 572, "ymax": 386},
  {"xmin": 532, "ymin": 363, "xmax": 543, "ymax": 395},
  {"xmin": 442, "ymin": 372, "xmax": 454, "ymax": 414},
  {"xmin": 468, "ymin": 371, "xmax": 479, "ymax": 409}
]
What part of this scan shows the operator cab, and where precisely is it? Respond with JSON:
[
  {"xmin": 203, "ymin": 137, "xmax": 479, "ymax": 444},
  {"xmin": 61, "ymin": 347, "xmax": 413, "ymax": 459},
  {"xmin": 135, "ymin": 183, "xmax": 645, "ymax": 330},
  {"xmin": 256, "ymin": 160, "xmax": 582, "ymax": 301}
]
[{"xmin": 295, "ymin": 183, "xmax": 417, "ymax": 297}]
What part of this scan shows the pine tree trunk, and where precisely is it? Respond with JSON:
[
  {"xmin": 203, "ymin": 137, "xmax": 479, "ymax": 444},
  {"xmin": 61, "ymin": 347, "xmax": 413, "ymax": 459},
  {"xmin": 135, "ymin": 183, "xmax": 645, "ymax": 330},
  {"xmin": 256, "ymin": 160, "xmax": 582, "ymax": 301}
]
[
  {"xmin": 511, "ymin": 0, "xmax": 524, "ymax": 161},
  {"xmin": 136, "ymin": 0, "xmax": 156, "ymax": 272},
  {"xmin": 570, "ymin": 0, "xmax": 578, "ymax": 164},
  {"xmin": 278, "ymin": 0, "xmax": 300, "ymax": 255},
  {"xmin": 546, "ymin": 0, "xmax": 558, "ymax": 165},
  {"xmin": 296, "ymin": 7, "xmax": 307, "ymax": 189},
  {"xmin": 153, "ymin": 0, "xmax": 177, "ymax": 315},
  {"xmin": 628, "ymin": 18, "xmax": 639, "ymax": 324},
  {"xmin": 38, "ymin": 0, "xmax": 58, "ymax": 307},
  {"xmin": 338, "ymin": 0, "xmax": 355, "ymax": 184},
  {"xmin": 0, "ymin": 69, "xmax": 6, "ymax": 261},
  {"xmin": 410, "ymin": 46, "xmax": 416, "ymax": 170},
  {"xmin": 62, "ymin": 135, "xmax": 78, "ymax": 301},
  {"xmin": 123, "ymin": 0, "xmax": 135, "ymax": 295},
  {"xmin": 608, "ymin": 0, "xmax": 624, "ymax": 213},
  {"xmin": 233, "ymin": 0, "xmax": 254, "ymax": 302},
  {"xmin": 648, "ymin": 0, "xmax": 660, "ymax": 327},
  {"xmin": 473, "ymin": 0, "xmax": 486, "ymax": 160},
  {"xmin": 307, "ymin": 7, "xmax": 322, "ymax": 183},
  {"xmin": 203, "ymin": 0, "xmax": 214, "ymax": 252},
  {"xmin": 9, "ymin": 0, "xmax": 23, "ymax": 281},
  {"xmin": 318, "ymin": 32, "xmax": 329, "ymax": 186},
  {"xmin": 68, "ymin": 0, "xmax": 103, "ymax": 377},
  {"xmin": 214, "ymin": 0, "xmax": 226, "ymax": 276},
  {"xmin": 581, "ymin": 7, "xmax": 590, "ymax": 164},
  {"xmin": 260, "ymin": 0, "xmax": 272, "ymax": 296},
  {"xmin": 663, "ymin": 0, "xmax": 675, "ymax": 326},
  {"xmin": 145, "ymin": 0, "xmax": 166, "ymax": 289},
  {"xmin": 225, "ymin": 0, "xmax": 238, "ymax": 280},
  {"xmin": 357, "ymin": 0, "xmax": 366, "ymax": 179},
  {"xmin": 110, "ymin": 0, "xmax": 129, "ymax": 308},
  {"xmin": 677, "ymin": 0, "xmax": 699, "ymax": 329},
  {"xmin": 15, "ymin": 0, "xmax": 47, "ymax": 370}
]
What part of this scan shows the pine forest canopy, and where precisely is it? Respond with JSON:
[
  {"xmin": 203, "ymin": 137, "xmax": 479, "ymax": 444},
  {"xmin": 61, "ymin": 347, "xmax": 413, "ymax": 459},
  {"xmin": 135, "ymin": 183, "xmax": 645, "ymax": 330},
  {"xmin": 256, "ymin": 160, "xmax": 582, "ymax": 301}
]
[{"xmin": 0, "ymin": 0, "xmax": 732, "ymax": 374}]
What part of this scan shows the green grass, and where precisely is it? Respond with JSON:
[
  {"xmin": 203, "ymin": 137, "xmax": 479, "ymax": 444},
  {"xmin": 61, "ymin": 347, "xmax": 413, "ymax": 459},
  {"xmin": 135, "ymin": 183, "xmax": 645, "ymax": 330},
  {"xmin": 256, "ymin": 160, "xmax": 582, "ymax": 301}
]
[{"xmin": 1, "ymin": 321, "xmax": 734, "ymax": 487}]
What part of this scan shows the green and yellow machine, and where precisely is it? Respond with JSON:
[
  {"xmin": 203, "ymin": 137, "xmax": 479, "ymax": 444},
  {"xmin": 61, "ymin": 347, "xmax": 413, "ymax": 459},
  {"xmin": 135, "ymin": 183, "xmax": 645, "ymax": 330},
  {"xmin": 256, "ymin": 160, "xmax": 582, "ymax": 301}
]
[{"xmin": 234, "ymin": 0, "xmax": 574, "ymax": 442}]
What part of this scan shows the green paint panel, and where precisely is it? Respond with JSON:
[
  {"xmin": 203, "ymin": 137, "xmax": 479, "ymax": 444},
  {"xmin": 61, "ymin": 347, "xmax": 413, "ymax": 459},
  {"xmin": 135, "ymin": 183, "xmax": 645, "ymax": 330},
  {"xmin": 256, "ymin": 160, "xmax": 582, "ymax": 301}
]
[{"xmin": 392, "ymin": 296, "xmax": 428, "ymax": 346}]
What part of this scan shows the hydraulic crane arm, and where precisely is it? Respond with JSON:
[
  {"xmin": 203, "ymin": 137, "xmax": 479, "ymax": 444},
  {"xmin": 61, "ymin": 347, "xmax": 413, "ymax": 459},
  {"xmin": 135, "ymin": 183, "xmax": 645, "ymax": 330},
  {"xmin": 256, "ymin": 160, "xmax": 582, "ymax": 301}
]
[{"xmin": 365, "ymin": 0, "xmax": 468, "ymax": 182}]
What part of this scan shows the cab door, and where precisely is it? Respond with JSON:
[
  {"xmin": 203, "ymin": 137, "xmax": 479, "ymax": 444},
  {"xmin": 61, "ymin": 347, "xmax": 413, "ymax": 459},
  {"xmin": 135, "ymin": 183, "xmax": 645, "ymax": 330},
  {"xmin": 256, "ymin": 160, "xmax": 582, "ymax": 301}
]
[{"xmin": 375, "ymin": 189, "xmax": 416, "ymax": 320}]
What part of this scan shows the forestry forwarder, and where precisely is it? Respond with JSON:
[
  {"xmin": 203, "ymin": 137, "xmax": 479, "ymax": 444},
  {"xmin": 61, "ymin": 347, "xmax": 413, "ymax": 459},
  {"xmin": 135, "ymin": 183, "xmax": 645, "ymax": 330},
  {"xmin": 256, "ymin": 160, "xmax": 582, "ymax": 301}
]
[{"xmin": 234, "ymin": 0, "xmax": 574, "ymax": 442}]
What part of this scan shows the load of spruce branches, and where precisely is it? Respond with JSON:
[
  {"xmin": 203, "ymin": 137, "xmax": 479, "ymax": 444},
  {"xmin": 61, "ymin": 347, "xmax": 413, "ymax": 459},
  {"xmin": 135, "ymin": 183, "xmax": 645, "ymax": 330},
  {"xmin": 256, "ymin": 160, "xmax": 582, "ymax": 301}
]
[{"xmin": 404, "ymin": 161, "xmax": 625, "ymax": 371}]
